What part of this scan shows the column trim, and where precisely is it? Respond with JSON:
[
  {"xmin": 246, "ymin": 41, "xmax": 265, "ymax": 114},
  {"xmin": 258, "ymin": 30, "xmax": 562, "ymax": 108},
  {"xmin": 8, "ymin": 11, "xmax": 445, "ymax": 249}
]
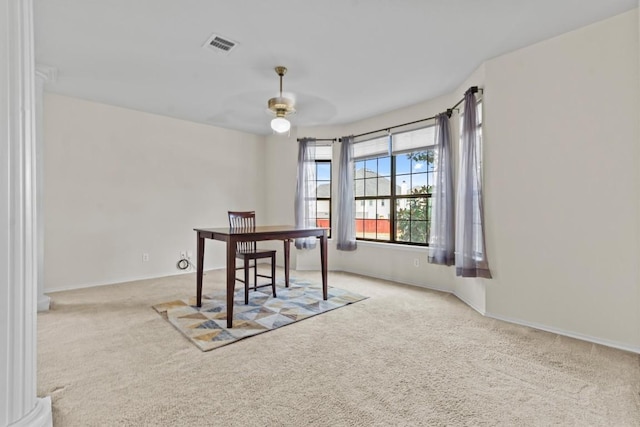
[
  {"xmin": 0, "ymin": 0, "xmax": 52, "ymax": 425},
  {"xmin": 7, "ymin": 398, "xmax": 51, "ymax": 427}
]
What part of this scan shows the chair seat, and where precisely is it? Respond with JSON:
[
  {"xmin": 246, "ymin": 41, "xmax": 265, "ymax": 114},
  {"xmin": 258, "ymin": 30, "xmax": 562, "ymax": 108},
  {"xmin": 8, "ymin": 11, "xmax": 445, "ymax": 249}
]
[{"xmin": 235, "ymin": 249, "xmax": 276, "ymax": 259}]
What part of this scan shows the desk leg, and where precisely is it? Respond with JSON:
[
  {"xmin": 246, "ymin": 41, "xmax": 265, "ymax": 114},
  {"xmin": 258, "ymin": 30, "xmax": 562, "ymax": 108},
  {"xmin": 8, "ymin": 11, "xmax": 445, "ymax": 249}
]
[
  {"xmin": 196, "ymin": 233, "xmax": 205, "ymax": 307},
  {"xmin": 320, "ymin": 233, "xmax": 328, "ymax": 300},
  {"xmin": 284, "ymin": 239, "xmax": 291, "ymax": 288},
  {"xmin": 226, "ymin": 239, "xmax": 236, "ymax": 328}
]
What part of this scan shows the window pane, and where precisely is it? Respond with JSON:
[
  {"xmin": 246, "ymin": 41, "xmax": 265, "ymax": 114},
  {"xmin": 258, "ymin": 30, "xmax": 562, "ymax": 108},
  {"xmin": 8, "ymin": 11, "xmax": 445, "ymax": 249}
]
[
  {"xmin": 378, "ymin": 176, "xmax": 391, "ymax": 196},
  {"xmin": 355, "ymin": 200, "xmax": 365, "ymax": 218},
  {"xmin": 396, "ymin": 155, "xmax": 411, "ymax": 175},
  {"xmin": 316, "ymin": 180, "xmax": 330, "ymax": 197},
  {"xmin": 317, "ymin": 200, "xmax": 330, "ymax": 219},
  {"xmin": 410, "ymin": 221, "xmax": 428, "ymax": 244},
  {"xmin": 396, "ymin": 220, "xmax": 410, "ymax": 242},
  {"xmin": 355, "ymin": 219, "xmax": 365, "ymax": 238},
  {"xmin": 396, "ymin": 199, "xmax": 410, "ymax": 230},
  {"xmin": 362, "ymin": 218, "xmax": 377, "ymax": 239},
  {"xmin": 354, "ymin": 199, "xmax": 365, "ymax": 238},
  {"xmin": 316, "ymin": 163, "xmax": 331, "ymax": 180},
  {"xmin": 412, "ymin": 154, "xmax": 427, "ymax": 172},
  {"xmin": 411, "ymin": 197, "xmax": 428, "ymax": 220},
  {"xmin": 397, "ymin": 175, "xmax": 410, "ymax": 195},
  {"xmin": 378, "ymin": 156, "xmax": 391, "ymax": 177},
  {"xmin": 352, "ymin": 197, "xmax": 392, "ymax": 241},
  {"xmin": 411, "ymin": 173, "xmax": 428, "ymax": 193},
  {"xmin": 375, "ymin": 220, "xmax": 389, "ymax": 240},
  {"xmin": 354, "ymin": 178, "xmax": 365, "ymax": 197},
  {"xmin": 376, "ymin": 199, "xmax": 389, "ymax": 220},
  {"xmin": 396, "ymin": 198, "xmax": 408, "ymax": 215},
  {"xmin": 365, "ymin": 159, "xmax": 378, "ymax": 175},
  {"xmin": 365, "ymin": 178, "xmax": 377, "ymax": 196}
]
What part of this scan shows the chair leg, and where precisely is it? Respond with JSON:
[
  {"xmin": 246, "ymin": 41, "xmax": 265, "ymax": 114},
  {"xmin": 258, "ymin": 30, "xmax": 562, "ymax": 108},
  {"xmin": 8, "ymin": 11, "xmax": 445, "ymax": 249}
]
[
  {"xmin": 244, "ymin": 258, "xmax": 249, "ymax": 305},
  {"xmin": 253, "ymin": 259, "xmax": 258, "ymax": 291},
  {"xmin": 271, "ymin": 254, "xmax": 276, "ymax": 298}
]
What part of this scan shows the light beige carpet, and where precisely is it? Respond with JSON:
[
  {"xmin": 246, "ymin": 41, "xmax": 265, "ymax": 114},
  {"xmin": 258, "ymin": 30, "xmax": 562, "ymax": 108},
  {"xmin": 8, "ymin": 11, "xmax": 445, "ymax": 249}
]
[{"xmin": 38, "ymin": 269, "xmax": 640, "ymax": 426}]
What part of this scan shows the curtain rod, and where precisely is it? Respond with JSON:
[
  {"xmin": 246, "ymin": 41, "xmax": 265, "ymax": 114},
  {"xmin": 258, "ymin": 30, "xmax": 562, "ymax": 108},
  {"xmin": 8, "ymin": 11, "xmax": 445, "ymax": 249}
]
[
  {"xmin": 296, "ymin": 138, "xmax": 338, "ymax": 142},
  {"xmin": 340, "ymin": 86, "xmax": 481, "ymax": 141}
]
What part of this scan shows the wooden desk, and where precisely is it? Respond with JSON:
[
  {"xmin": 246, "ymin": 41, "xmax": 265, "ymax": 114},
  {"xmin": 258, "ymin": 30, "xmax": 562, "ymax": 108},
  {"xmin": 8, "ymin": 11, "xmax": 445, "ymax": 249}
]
[{"xmin": 194, "ymin": 225, "xmax": 328, "ymax": 328}]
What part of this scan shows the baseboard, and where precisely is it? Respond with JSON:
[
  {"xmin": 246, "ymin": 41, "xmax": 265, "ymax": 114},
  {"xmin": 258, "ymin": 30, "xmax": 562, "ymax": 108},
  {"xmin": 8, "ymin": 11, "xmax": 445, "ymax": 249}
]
[
  {"xmin": 340, "ymin": 268, "xmax": 452, "ymax": 294},
  {"xmin": 486, "ymin": 311, "xmax": 640, "ymax": 355},
  {"xmin": 44, "ymin": 266, "xmax": 225, "ymax": 293},
  {"xmin": 453, "ymin": 291, "xmax": 486, "ymax": 316},
  {"xmin": 37, "ymin": 294, "xmax": 51, "ymax": 312}
]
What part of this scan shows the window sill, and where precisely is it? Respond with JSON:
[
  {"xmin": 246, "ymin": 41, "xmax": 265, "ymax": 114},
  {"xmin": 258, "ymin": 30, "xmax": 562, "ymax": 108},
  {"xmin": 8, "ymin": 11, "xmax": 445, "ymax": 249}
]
[{"xmin": 354, "ymin": 239, "xmax": 427, "ymax": 253}]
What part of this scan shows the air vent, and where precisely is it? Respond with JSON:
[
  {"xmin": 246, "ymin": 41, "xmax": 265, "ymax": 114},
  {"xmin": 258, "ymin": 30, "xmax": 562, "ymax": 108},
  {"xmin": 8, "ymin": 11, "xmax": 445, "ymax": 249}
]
[{"xmin": 203, "ymin": 33, "xmax": 238, "ymax": 55}]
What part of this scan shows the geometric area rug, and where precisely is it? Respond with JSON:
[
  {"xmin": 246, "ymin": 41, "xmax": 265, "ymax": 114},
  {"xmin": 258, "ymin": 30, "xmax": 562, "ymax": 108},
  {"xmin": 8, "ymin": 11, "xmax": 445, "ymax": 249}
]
[{"xmin": 152, "ymin": 278, "xmax": 368, "ymax": 352}]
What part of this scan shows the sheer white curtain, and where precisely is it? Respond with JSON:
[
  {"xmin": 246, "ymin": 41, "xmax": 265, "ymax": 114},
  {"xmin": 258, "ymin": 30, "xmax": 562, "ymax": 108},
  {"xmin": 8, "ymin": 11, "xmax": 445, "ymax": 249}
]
[
  {"xmin": 336, "ymin": 136, "xmax": 357, "ymax": 251},
  {"xmin": 428, "ymin": 113, "xmax": 455, "ymax": 265},
  {"xmin": 455, "ymin": 90, "xmax": 492, "ymax": 278},
  {"xmin": 294, "ymin": 138, "xmax": 317, "ymax": 249}
]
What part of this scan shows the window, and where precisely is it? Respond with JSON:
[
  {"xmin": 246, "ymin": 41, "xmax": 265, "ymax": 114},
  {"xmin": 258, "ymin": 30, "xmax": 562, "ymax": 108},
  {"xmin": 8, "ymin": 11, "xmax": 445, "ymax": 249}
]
[
  {"xmin": 353, "ymin": 127, "xmax": 436, "ymax": 245},
  {"xmin": 312, "ymin": 145, "xmax": 332, "ymax": 237}
]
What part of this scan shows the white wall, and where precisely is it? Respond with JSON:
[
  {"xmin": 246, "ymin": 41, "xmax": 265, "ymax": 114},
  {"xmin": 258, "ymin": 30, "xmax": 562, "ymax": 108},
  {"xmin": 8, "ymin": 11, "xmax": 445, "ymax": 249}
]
[
  {"xmin": 263, "ymin": 9, "xmax": 640, "ymax": 351},
  {"xmin": 262, "ymin": 130, "xmax": 301, "ymax": 268},
  {"xmin": 43, "ymin": 94, "xmax": 267, "ymax": 291},
  {"xmin": 483, "ymin": 10, "xmax": 640, "ymax": 350}
]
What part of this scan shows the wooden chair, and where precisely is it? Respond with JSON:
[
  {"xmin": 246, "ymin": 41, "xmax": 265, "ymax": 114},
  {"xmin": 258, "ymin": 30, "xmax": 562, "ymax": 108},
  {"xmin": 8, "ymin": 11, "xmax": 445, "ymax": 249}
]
[{"xmin": 228, "ymin": 211, "xmax": 277, "ymax": 304}]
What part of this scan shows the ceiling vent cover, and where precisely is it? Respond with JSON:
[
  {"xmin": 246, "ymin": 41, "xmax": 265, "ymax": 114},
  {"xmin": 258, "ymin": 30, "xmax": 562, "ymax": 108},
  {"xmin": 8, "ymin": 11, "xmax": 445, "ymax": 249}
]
[{"xmin": 203, "ymin": 33, "xmax": 238, "ymax": 54}]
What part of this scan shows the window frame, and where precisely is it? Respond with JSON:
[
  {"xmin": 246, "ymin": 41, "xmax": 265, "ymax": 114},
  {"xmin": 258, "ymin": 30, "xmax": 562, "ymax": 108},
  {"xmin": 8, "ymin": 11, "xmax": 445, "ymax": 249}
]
[{"xmin": 353, "ymin": 132, "xmax": 436, "ymax": 247}]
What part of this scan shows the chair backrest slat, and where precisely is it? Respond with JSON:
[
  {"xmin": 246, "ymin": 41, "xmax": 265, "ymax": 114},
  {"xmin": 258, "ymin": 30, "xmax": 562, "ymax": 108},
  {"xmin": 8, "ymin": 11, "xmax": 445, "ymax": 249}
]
[{"xmin": 228, "ymin": 211, "xmax": 257, "ymax": 253}]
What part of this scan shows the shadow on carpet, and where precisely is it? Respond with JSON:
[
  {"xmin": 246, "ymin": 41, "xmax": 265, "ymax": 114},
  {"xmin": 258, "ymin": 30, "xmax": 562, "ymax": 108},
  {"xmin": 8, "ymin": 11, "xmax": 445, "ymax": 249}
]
[{"xmin": 152, "ymin": 278, "xmax": 367, "ymax": 351}]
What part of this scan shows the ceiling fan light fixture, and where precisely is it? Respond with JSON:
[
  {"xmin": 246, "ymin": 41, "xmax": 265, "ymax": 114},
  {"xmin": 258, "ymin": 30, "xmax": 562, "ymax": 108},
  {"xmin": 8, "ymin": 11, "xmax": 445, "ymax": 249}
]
[
  {"xmin": 271, "ymin": 116, "xmax": 291, "ymax": 133},
  {"xmin": 267, "ymin": 66, "xmax": 295, "ymax": 133}
]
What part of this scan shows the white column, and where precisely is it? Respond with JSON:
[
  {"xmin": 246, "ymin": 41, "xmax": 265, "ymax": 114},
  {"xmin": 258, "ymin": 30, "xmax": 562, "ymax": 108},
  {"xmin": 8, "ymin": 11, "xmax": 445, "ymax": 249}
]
[
  {"xmin": 34, "ymin": 66, "xmax": 56, "ymax": 312},
  {"xmin": 0, "ymin": 0, "xmax": 53, "ymax": 426}
]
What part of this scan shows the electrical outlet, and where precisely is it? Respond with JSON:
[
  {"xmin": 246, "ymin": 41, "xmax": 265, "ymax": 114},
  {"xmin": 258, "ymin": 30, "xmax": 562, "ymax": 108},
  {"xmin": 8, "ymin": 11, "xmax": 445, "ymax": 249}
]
[
  {"xmin": 142, "ymin": 253, "xmax": 150, "ymax": 262},
  {"xmin": 413, "ymin": 258, "xmax": 419, "ymax": 267}
]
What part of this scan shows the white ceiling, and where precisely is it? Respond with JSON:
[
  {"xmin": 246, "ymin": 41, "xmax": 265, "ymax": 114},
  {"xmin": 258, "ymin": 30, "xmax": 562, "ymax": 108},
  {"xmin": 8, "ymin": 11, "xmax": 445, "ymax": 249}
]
[{"xmin": 34, "ymin": 0, "xmax": 637, "ymax": 135}]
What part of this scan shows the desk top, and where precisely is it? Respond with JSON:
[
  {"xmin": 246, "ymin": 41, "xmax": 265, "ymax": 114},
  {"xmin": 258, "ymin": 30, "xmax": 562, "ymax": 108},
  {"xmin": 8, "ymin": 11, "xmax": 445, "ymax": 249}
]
[{"xmin": 194, "ymin": 225, "xmax": 328, "ymax": 240}]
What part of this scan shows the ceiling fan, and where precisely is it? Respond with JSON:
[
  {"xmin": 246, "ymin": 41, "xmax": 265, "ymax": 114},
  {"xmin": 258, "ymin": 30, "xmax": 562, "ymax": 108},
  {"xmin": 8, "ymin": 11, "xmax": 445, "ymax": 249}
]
[{"xmin": 267, "ymin": 66, "xmax": 295, "ymax": 133}]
